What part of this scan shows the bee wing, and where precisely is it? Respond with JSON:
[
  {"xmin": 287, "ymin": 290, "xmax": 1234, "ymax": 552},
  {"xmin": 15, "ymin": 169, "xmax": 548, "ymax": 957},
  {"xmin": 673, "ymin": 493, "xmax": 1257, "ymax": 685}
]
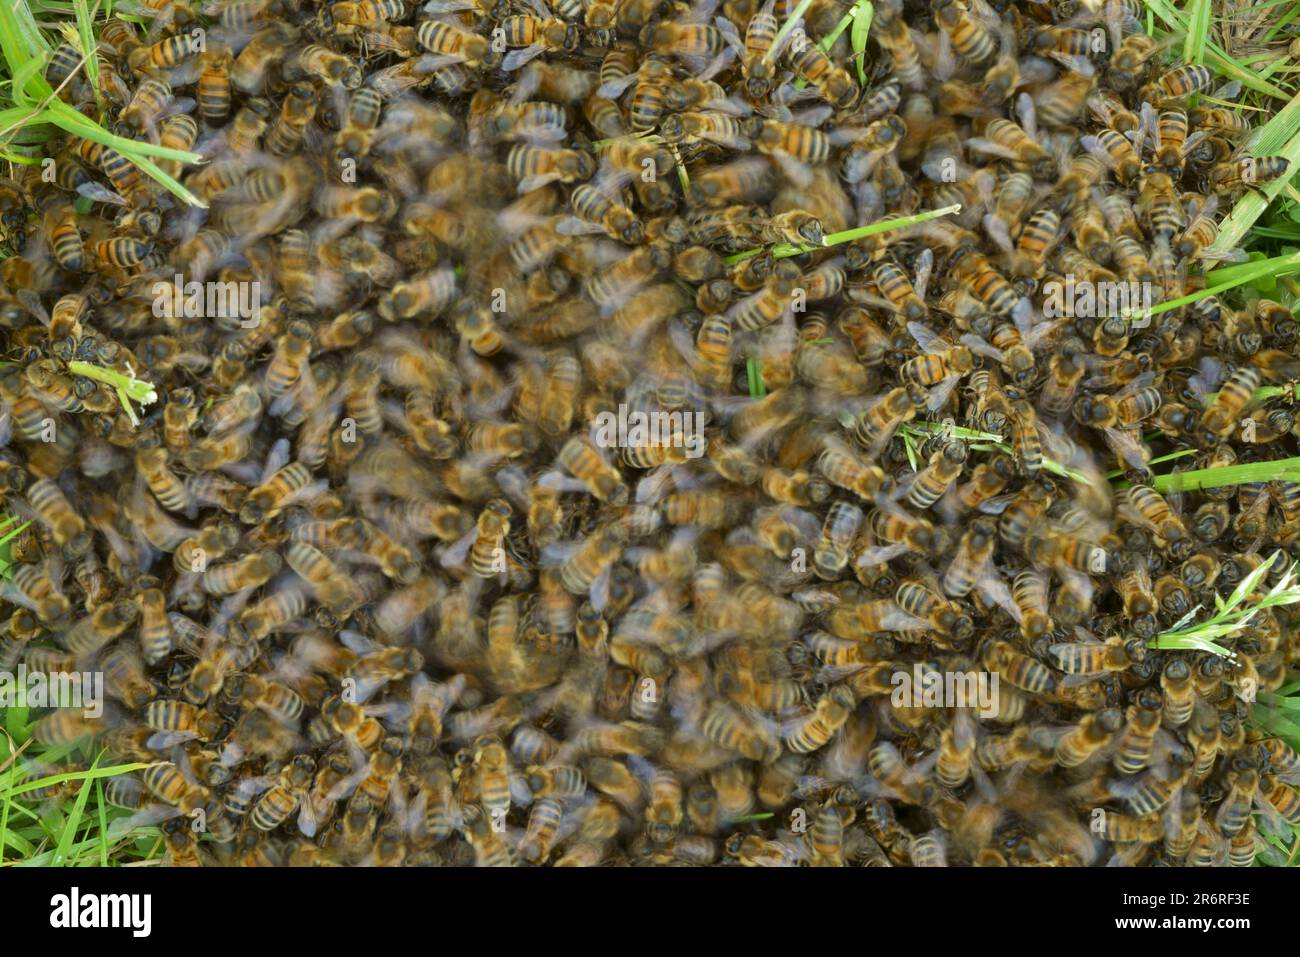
[
  {"xmin": 76, "ymin": 180, "xmax": 130, "ymax": 206},
  {"xmin": 1015, "ymin": 92, "xmax": 1038, "ymax": 141},
  {"xmin": 339, "ymin": 628, "xmax": 380, "ymax": 656},
  {"xmin": 597, "ymin": 71, "xmax": 641, "ymax": 99},
  {"xmin": 516, "ymin": 171, "xmax": 563, "ymax": 193},
  {"xmin": 1187, "ymin": 354, "xmax": 1227, "ymax": 400},
  {"xmin": 913, "ymin": 249, "xmax": 933, "ymax": 299},
  {"xmin": 555, "ymin": 216, "xmax": 605, "ymax": 236},
  {"xmin": 535, "ymin": 469, "xmax": 589, "ymax": 494},
  {"xmin": 707, "ymin": 94, "xmax": 755, "ymax": 116},
  {"xmin": 414, "ymin": 51, "xmax": 467, "ymax": 72},
  {"xmin": 635, "ymin": 463, "xmax": 678, "ymax": 504},
  {"xmin": 976, "ymin": 569, "xmax": 1018, "ymax": 621},
  {"xmin": 1111, "ymin": 371, "xmax": 1157, "ymax": 398},
  {"xmin": 957, "ymin": 334, "xmax": 1004, "ymax": 363},
  {"xmin": 905, "ymin": 320, "xmax": 945, "ymax": 354},
  {"xmin": 522, "ymin": 0, "xmax": 551, "ymax": 16},
  {"xmin": 789, "ymin": 104, "xmax": 834, "ymax": 128},
  {"xmin": 925, "ymin": 375, "xmax": 961, "ymax": 413},
  {"xmin": 1180, "ymin": 128, "xmax": 1209, "ymax": 157},
  {"xmin": 699, "ymin": 46, "xmax": 737, "ymax": 82},
  {"xmin": 502, "ymin": 44, "xmax": 547, "ymax": 73},
  {"xmin": 583, "ymin": 562, "xmax": 616, "ymax": 612},
  {"xmin": 932, "ymin": 23, "xmax": 955, "ymax": 82},
  {"xmin": 854, "ymin": 542, "xmax": 910, "ymax": 566},
  {"xmin": 966, "ymin": 137, "xmax": 1021, "ymax": 163},
  {"xmin": 1078, "ymin": 133, "xmax": 1116, "ymax": 171},
  {"xmin": 699, "ymin": 123, "xmax": 754, "ymax": 152},
  {"xmin": 257, "ymin": 437, "xmax": 292, "ymax": 484},
  {"xmin": 1253, "ymin": 787, "xmax": 1292, "ymax": 839},
  {"xmin": 438, "ymin": 528, "xmax": 477, "ymax": 570},
  {"xmin": 715, "ymin": 15, "xmax": 745, "ymax": 55},
  {"xmin": 145, "ymin": 729, "xmax": 201, "ymax": 750},
  {"xmin": 1015, "ymin": 301, "xmax": 1048, "ymax": 344},
  {"xmin": 1085, "ymin": 92, "xmax": 1117, "ymax": 127},
  {"xmin": 296, "ymin": 795, "xmax": 320, "ymax": 838},
  {"xmin": 981, "ymin": 213, "xmax": 1014, "ymax": 254},
  {"xmin": 328, "ymin": 742, "xmax": 372, "ymax": 801},
  {"xmin": 1211, "ymin": 80, "xmax": 1242, "ymax": 100},
  {"xmin": 422, "ymin": 0, "xmax": 477, "ymax": 11},
  {"xmin": 767, "ymin": 149, "xmax": 814, "ymax": 188},
  {"xmin": 1134, "ymin": 100, "xmax": 1158, "ymax": 154},
  {"xmin": 1015, "ymin": 54, "xmax": 1055, "ymax": 88},
  {"xmin": 1048, "ymin": 52, "xmax": 1094, "ymax": 76}
]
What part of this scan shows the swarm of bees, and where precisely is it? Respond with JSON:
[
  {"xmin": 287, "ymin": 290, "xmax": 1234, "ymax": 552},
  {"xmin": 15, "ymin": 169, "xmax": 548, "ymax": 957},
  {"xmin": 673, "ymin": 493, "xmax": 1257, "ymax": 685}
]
[{"xmin": 1, "ymin": 0, "xmax": 1300, "ymax": 867}]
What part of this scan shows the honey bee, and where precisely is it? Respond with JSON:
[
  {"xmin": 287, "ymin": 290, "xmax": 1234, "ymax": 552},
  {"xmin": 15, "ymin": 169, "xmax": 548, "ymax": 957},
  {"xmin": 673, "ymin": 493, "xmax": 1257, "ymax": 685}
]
[
  {"xmin": 853, "ymin": 384, "xmax": 924, "ymax": 451},
  {"xmin": 942, "ymin": 517, "xmax": 996, "ymax": 598},
  {"xmin": 1150, "ymin": 63, "xmax": 1214, "ymax": 103},
  {"xmin": 908, "ymin": 440, "xmax": 967, "ymax": 509},
  {"xmin": 812, "ymin": 501, "xmax": 864, "ymax": 579},
  {"xmin": 143, "ymin": 698, "xmax": 225, "ymax": 749},
  {"xmin": 26, "ymin": 478, "xmax": 91, "ymax": 557},
  {"xmin": 1210, "ymin": 154, "xmax": 1290, "ymax": 194},
  {"xmin": 788, "ymin": 43, "xmax": 856, "ymax": 109},
  {"xmin": 982, "ymin": 639, "xmax": 1054, "ymax": 694},
  {"xmin": 557, "ymin": 436, "xmax": 629, "ymax": 505}
]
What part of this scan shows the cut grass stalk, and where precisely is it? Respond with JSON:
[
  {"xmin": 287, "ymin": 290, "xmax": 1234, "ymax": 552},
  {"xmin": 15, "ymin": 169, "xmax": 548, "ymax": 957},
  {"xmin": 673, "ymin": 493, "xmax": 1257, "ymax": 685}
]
[
  {"xmin": 1135, "ymin": 455, "xmax": 1300, "ymax": 493},
  {"xmin": 901, "ymin": 420, "xmax": 1003, "ymax": 443},
  {"xmin": 899, "ymin": 422, "xmax": 1090, "ymax": 483},
  {"xmin": 0, "ymin": 2, "xmax": 205, "ymax": 207},
  {"xmin": 67, "ymin": 360, "xmax": 157, "ymax": 427},
  {"xmin": 723, "ymin": 203, "xmax": 960, "ymax": 264},
  {"xmin": 1148, "ymin": 550, "xmax": 1300, "ymax": 659}
]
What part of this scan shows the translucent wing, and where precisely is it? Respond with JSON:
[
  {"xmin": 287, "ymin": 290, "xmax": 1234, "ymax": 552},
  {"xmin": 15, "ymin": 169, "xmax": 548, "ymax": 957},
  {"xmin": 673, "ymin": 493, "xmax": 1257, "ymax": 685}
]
[
  {"xmin": 913, "ymin": 248, "xmax": 933, "ymax": 300},
  {"xmin": 906, "ymin": 320, "xmax": 947, "ymax": 354},
  {"xmin": 503, "ymin": 44, "xmax": 547, "ymax": 72}
]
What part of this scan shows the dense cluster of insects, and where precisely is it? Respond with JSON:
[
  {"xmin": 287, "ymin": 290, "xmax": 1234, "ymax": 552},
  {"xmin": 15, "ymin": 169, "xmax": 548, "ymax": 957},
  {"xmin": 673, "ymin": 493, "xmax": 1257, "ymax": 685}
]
[{"xmin": 1, "ymin": 0, "xmax": 1299, "ymax": 867}]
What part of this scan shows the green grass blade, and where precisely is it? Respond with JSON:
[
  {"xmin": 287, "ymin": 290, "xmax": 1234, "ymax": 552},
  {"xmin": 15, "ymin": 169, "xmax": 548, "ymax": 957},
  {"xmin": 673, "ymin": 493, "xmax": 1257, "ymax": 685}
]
[
  {"xmin": 903, "ymin": 421, "xmax": 1003, "ymax": 442},
  {"xmin": 850, "ymin": 0, "xmax": 873, "ymax": 85},
  {"xmin": 1183, "ymin": 0, "xmax": 1209, "ymax": 66},
  {"xmin": 72, "ymin": 0, "xmax": 100, "ymax": 105},
  {"xmin": 1153, "ymin": 251, "xmax": 1300, "ymax": 316},
  {"xmin": 747, "ymin": 356, "xmax": 766, "ymax": 398},
  {"xmin": 1143, "ymin": 0, "xmax": 1291, "ymax": 98},
  {"xmin": 50, "ymin": 750, "xmax": 101, "ymax": 866},
  {"xmin": 94, "ymin": 778, "xmax": 109, "ymax": 866},
  {"xmin": 771, "ymin": 0, "xmax": 816, "ymax": 58},
  {"xmin": 1148, "ymin": 456, "xmax": 1300, "ymax": 493},
  {"xmin": 724, "ymin": 204, "xmax": 961, "ymax": 264},
  {"xmin": 793, "ymin": 0, "xmax": 870, "ymax": 90},
  {"xmin": 43, "ymin": 102, "xmax": 207, "ymax": 207}
]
